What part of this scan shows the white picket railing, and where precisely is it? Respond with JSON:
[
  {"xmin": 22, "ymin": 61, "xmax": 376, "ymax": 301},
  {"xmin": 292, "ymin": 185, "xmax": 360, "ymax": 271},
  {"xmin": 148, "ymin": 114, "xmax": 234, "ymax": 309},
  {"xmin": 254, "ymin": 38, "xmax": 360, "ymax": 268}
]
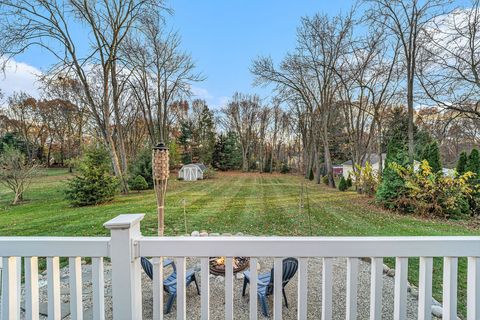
[{"xmin": 0, "ymin": 213, "xmax": 479, "ymax": 320}]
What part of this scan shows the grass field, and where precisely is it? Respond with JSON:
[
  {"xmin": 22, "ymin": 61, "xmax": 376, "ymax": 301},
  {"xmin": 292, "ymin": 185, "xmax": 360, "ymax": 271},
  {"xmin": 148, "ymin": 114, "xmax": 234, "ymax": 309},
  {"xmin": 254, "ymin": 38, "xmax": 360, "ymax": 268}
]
[{"xmin": 1, "ymin": 169, "xmax": 479, "ymax": 316}]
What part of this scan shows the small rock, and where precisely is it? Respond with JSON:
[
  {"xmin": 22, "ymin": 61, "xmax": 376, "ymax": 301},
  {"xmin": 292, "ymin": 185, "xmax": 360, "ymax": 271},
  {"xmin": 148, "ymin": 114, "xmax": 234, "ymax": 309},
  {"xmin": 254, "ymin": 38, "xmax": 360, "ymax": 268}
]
[
  {"xmin": 257, "ymin": 263, "xmax": 261, "ymax": 271},
  {"xmin": 410, "ymin": 288, "xmax": 418, "ymax": 298},
  {"xmin": 215, "ymin": 276, "xmax": 224, "ymax": 283},
  {"xmin": 235, "ymin": 232, "xmax": 244, "ymax": 236},
  {"xmin": 200, "ymin": 232, "xmax": 208, "ymax": 237},
  {"xmin": 383, "ymin": 264, "xmax": 390, "ymax": 274},
  {"xmin": 222, "ymin": 233, "xmax": 232, "ymax": 236},
  {"xmin": 209, "ymin": 233, "xmax": 220, "ymax": 237},
  {"xmin": 387, "ymin": 269, "xmax": 395, "ymax": 277},
  {"xmin": 432, "ymin": 298, "xmax": 441, "ymax": 306},
  {"xmin": 235, "ymin": 273, "xmax": 245, "ymax": 280},
  {"xmin": 191, "ymin": 231, "xmax": 200, "ymax": 237},
  {"xmin": 431, "ymin": 305, "xmax": 443, "ymax": 318}
]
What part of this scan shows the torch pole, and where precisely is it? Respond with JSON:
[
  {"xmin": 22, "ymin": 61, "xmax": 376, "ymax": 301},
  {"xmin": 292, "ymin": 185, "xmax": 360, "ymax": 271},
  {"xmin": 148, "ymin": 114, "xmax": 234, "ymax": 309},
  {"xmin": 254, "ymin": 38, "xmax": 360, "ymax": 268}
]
[{"xmin": 153, "ymin": 143, "xmax": 169, "ymax": 236}]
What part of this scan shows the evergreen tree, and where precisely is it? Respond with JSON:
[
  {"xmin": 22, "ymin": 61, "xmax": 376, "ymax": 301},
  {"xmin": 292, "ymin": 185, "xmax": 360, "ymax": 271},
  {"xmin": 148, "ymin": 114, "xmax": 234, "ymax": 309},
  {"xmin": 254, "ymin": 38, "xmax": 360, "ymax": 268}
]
[
  {"xmin": 467, "ymin": 149, "xmax": 480, "ymax": 176},
  {"xmin": 129, "ymin": 148, "xmax": 153, "ymax": 188},
  {"xmin": 128, "ymin": 175, "xmax": 148, "ymax": 191},
  {"xmin": 212, "ymin": 132, "xmax": 241, "ymax": 170},
  {"xmin": 197, "ymin": 105, "xmax": 216, "ymax": 165},
  {"xmin": 421, "ymin": 141, "xmax": 442, "ymax": 173},
  {"xmin": 65, "ymin": 147, "xmax": 118, "ymax": 206},
  {"xmin": 456, "ymin": 151, "xmax": 468, "ymax": 175},
  {"xmin": 376, "ymin": 137, "xmax": 409, "ymax": 208},
  {"xmin": 338, "ymin": 176, "xmax": 348, "ymax": 191},
  {"xmin": 308, "ymin": 168, "xmax": 314, "ymax": 181}
]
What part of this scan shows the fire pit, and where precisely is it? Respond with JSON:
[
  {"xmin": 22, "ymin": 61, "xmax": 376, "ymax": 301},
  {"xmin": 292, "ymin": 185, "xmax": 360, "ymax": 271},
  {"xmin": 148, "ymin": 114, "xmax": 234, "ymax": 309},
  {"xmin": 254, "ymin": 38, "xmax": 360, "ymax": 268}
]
[{"xmin": 209, "ymin": 257, "xmax": 250, "ymax": 275}]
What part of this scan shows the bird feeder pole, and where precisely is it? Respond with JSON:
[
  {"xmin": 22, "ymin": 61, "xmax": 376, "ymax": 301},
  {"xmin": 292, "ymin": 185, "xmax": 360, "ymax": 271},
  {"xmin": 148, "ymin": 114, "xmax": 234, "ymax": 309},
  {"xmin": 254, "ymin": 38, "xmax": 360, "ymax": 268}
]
[{"xmin": 152, "ymin": 142, "xmax": 169, "ymax": 236}]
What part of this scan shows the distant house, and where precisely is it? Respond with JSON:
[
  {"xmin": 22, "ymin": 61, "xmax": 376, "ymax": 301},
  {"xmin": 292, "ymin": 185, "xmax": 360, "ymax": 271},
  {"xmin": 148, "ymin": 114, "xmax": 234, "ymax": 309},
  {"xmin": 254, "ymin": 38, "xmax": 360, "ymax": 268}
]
[
  {"xmin": 342, "ymin": 153, "xmax": 423, "ymax": 178},
  {"xmin": 342, "ymin": 154, "xmax": 387, "ymax": 179},
  {"xmin": 332, "ymin": 166, "xmax": 343, "ymax": 176},
  {"xmin": 178, "ymin": 163, "xmax": 207, "ymax": 181}
]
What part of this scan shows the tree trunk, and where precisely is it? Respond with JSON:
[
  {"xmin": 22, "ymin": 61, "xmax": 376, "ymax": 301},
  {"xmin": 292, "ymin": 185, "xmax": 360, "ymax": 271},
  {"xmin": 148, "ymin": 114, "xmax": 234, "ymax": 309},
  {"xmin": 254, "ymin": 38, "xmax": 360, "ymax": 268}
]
[
  {"xmin": 322, "ymin": 122, "xmax": 335, "ymax": 188},
  {"xmin": 407, "ymin": 68, "xmax": 415, "ymax": 164}
]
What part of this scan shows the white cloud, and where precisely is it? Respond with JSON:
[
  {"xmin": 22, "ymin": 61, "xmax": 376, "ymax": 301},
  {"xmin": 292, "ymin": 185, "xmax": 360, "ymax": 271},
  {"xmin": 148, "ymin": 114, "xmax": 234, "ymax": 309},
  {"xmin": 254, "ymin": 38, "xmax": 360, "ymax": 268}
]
[
  {"xmin": 190, "ymin": 86, "xmax": 229, "ymax": 109},
  {"xmin": 191, "ymin": 86, "xmax": 213, "ymax": 101},
  {"xmin": 0, "ymin": 58, "xmax": 42, "ymax": 99}
]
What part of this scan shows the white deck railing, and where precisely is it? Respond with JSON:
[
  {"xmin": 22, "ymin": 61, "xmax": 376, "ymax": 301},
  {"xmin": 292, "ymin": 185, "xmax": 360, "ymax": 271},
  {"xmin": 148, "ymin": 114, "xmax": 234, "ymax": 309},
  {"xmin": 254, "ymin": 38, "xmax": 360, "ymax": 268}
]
[{"xmin": 0, "ymin": 213, "xmax": 479, "ymax": 320}]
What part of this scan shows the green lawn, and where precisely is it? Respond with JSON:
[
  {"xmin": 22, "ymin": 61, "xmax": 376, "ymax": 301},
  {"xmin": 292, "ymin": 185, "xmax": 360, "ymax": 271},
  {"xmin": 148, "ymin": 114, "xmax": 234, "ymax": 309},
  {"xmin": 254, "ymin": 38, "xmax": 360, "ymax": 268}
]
[{"xmin": 1, "ymin": 169, "xmax": 478, "ymax": 316}]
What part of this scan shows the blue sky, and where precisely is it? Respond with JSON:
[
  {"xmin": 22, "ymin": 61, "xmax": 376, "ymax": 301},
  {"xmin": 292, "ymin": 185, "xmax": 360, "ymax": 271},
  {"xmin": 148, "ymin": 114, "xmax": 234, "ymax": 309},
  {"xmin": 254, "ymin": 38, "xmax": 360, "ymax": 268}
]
[{"xmin": 0, "ymin": 1, "xmax": 353, "ymax": 108}]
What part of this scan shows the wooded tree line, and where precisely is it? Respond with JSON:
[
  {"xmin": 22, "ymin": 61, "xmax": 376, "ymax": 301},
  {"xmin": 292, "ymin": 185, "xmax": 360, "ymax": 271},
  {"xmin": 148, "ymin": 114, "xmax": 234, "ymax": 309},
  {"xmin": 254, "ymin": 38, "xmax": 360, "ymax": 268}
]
[{"xmin": 0, "ymin": 0, "xmax": 479, "ymax": 193}]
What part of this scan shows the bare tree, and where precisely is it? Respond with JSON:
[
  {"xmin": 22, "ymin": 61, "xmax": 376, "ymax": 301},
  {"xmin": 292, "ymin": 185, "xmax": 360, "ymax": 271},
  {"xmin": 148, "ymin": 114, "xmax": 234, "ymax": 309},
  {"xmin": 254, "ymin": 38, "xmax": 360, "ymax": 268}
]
[
  {"xmin": 252, "ymin": 12, "xmax": 353, "ymax": 187},
  {"xmin": 125, "ymin": 13, "xmax": 204, "ymax": 145},
  {"xmin": 364, "ymin": 0, "xmax": 450, "ymax": 163},
  {"xmin": 0, "ymin": 0, "xmax": 164, "ymax": 192},
  {"xmin": 222, "ymin": 93, "xmax": 261, "ymax": 172},
  {"xmin": 0, "ymin": 144, "xmax": 38, "ymax": 204},
  {"xmin": 419, "ymin": 0, "xmax": 480, "ymax": 121}
]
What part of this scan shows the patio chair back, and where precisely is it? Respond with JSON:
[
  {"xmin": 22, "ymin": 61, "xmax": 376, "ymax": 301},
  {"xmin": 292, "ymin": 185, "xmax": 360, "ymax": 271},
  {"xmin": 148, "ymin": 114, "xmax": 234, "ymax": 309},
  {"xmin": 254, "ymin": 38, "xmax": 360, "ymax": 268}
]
[{"xmin": 267, "ymin": 257, "xmax": 298, "ymax": 294}]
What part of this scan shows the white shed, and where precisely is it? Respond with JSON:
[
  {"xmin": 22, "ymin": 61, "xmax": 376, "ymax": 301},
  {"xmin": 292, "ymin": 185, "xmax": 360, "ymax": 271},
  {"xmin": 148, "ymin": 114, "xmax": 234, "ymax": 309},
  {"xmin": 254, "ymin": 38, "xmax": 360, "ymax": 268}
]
[{"xmin": 178, "ymin": 163, "xmax": 207, "ymax": 181}]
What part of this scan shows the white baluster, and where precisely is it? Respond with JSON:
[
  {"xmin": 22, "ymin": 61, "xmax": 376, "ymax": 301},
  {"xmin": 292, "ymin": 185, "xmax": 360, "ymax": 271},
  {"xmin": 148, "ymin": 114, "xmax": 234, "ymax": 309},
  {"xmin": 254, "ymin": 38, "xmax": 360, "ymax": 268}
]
[
  {"xmin": 394, "ymin": 257, "xmax": 408, "ymax": 320},
  {"xmin": 467, "ymin": 257, "xmax": 480, "ymax": 320},
  {"xmin": 92, "ymin": 257, "xmax": 105, "ymax": 320},
  {"xmin": 153, "ymin": 257, "xmax": 164, "ymax": 320},
  {"xmin": 297, "ymin": 258, "xmax": 308, "ymax": 319},
  {"xmin": 370, "ymin": 257, "xmax": 383, "ymax": 320},
  {"xmin": 25, "ymin": 257, "xmax": 39, "ymax": 320},
  {"xmin": 418, "ymin": 257, "xmax": 433, "ymax": 320},
  {"xmin": 200, "ymin": 257, "xmax": 209, "ymax": 320},
  {"xmin": 175, "ymin": 257, "xmax": 186, "ymax": 320},
  {"xmin": 249, "ymin": 258, "xmax": 258, "ymax": 320},
  {"xmin": 442, "ymin": 257, "xmax": 458, "ymax": 320},
  {"xmin": 322, "ymin": 258, "xmax": 333, "ymax": 320},
  {"xmin": 225, "ymin": 257, "xmax": 233, "ymax": 320},
  {"xmin": 1, "ymin": 257, "xmax": 19, "ymax": 320},
  {"xmin": 69, "ymin": 257, "xmax": 83, "ymax": 320},
  {"xmin": 47, "ymin": 257, "xmax": 61, "ymax": 320},
  {"xmin": 273, "ymin": 258, "xmax": 283, "ymax": 320},
  {"xmin": 346, "ymin": 258, "xmax": 358, "ymax": 320}
]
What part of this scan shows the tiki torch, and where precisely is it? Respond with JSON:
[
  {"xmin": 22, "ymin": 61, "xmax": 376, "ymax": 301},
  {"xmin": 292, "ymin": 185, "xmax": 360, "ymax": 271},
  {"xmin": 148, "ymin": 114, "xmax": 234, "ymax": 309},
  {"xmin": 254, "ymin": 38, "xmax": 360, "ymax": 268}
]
[{"xmin": 152, "ymin": 142, "xmax": 169, "ymax": 236}]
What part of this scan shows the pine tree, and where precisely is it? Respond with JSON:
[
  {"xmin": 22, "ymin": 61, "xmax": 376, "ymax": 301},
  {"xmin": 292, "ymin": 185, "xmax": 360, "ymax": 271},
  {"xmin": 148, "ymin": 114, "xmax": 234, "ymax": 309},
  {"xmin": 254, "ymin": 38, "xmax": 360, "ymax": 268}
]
[
  {"xmin": 467, "ymin": 149, "xmax": 480, "ymax": 176},
  {"xmin": 376, "ymin": 137, "xmax": 409, "ymax": 208},
  {"xmin": 456, "ymin": 152, "xmax": 468, "ymax": 175},
  {"xmin": 338, "ymin": 176, "xmax": 348, "ymax": 191},
  {"xmin": 422, "ymin": 141, "xmax": 442, "ymax": 173},
  {"xmin": 65, "ymin": 147, "xmax": 118, "ymax": 206}
]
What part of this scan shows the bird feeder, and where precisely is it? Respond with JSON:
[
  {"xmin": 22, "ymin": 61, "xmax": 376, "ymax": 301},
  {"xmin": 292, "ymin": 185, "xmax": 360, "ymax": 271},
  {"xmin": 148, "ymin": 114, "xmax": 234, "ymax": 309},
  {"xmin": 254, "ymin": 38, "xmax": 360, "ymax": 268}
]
[{"xmin": 152, "ymin": 142, "xmax": 169, "ymax": 235}]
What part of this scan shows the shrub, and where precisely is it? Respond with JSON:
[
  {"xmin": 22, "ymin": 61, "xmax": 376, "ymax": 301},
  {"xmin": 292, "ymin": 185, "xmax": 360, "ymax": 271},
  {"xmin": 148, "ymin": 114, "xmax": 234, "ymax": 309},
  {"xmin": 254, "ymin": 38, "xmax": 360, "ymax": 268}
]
[
  {"xmin": 129, "ymin": 175, "xmax": 148, "ymax": 191},
  {"xmin": 392, "ymin": 160, "xmax": 474, "ymax": 219},
  {"xmin": 65, "ymin": 147, "xmax": 118, "ymax": 206},
  {"xmin": 322, "ymin": 175, "xmax": 329, "ymax": 185},
  {"xmin": 467, "ymin": 149, "xmax": 480, "ymax": 176},
  {"xmin": 280, "ymin": 161, "xmax": 290, "ymax": 174},
  {"xmin": 338, "ymin": 176, "xmax": 348, "ymax": 191},
  {"xmin": 421, "ymin": 141, "xmax": 442, "ymax": 173},
  {"xmin": 129, "ymin": 148, "xmax": 153, "ymax": 188},
  {"xmin": 456, "ymin": 151, "xmax": 468, "ymax": 175},
  {"xmin": 352, "ymin": 162, "xmax": 379, "ymax": 196},
  {"xmin": 346, "ymin": 175, "xmax": 353, "ymax": 188},
  {"xmin": 203, "ymin": 165, "xmax": 217, "ymax": 179},
  {"xmin": 376, "ymin": 138, "xmax": 409, "ymax": 208}
]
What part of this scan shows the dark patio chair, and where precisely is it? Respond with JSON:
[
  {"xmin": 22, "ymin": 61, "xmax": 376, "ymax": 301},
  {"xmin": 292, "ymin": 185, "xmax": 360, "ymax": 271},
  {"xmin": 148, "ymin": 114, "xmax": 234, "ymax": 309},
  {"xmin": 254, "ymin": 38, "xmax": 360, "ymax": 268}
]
[
  {"xmin": 242, "ymin": 257, "xmax": 298, "ymax": 317},
  {"xmin": 141, "ymin": 257, "xmax": 200, "ymax": 314}
]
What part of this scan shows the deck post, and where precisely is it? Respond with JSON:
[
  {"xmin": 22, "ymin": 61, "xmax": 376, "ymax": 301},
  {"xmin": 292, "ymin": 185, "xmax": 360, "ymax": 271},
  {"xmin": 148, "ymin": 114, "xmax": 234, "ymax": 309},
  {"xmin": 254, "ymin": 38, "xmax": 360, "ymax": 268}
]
[{"xmin": 104, "ymin": 214, "xmax": 145, "ymax": 320}]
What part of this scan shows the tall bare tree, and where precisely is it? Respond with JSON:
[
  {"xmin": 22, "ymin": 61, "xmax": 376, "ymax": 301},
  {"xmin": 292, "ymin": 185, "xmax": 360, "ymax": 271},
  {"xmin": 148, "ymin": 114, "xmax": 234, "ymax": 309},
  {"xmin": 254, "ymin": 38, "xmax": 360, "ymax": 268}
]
[
  {"xmin": 364, "ymin": 0, "xmax": 450, "ymax": 163},
  {"xmin": 419, "ymin": 0, "xmax": 480, "ymax": 121},
  {"xmin": 0, "ymin": 0, "xmax": 164, "ymax": 192},
  {"xmin": 222, "ymin": 93, "xmax": 261, "ymax": 172}
]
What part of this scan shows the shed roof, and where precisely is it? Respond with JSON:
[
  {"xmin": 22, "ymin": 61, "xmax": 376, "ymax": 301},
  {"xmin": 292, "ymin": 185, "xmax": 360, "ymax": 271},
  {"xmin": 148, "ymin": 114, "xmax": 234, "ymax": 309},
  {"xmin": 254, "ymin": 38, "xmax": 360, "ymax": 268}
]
[{"xmin": 181, "ymin": 163, "xmax": 207, "ymax": 172}]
